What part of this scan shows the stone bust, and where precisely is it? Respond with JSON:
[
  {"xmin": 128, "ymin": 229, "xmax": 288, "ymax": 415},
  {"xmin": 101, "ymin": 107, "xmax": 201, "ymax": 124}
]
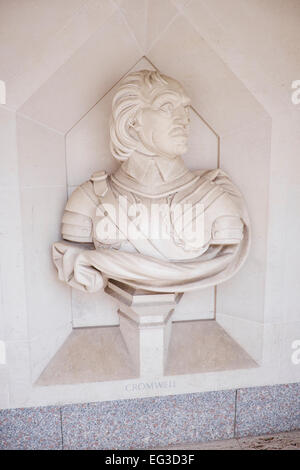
[{"xmin": 53, "ymin": 70, "xmax": 250, "ymax": 293}]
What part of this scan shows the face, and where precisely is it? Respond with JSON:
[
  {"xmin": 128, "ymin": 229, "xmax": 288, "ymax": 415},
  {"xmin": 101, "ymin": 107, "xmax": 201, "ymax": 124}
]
[{"xmin": 136, "ymin": 79, "xmax": 191, "ymax": 158}]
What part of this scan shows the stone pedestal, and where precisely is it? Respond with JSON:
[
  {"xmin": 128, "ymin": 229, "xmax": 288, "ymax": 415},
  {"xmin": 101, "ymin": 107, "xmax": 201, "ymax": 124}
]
[{"xmin": 105, "ymin": 279, "xmax": 182, "ymax": 377}]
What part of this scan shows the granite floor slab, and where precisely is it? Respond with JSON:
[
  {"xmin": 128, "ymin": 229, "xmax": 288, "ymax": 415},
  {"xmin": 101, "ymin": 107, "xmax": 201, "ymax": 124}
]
[
  {"xmin": 235, "ymin": 383, "xmax": 300, "ymax": 437},
  {"xmin": 0, "ymin": 406, "xmax": 62, "ymax": 450},
  {"xmin": 61, "ymin": 390, "xmax": 236, "ymax": 449},
  {"xmin": 1, "ymin": 383, "xmax": 299, "ymax": 450}
]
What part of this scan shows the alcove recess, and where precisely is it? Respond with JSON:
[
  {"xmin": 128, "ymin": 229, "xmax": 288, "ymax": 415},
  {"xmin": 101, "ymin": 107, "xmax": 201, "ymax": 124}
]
[
  {"xmin": 29, "ymin": 54, "xmax": 266, "ymax": 385},
  {"xmin": 8, "ymin": 3, "xmax": 271, "ymax": 399}
]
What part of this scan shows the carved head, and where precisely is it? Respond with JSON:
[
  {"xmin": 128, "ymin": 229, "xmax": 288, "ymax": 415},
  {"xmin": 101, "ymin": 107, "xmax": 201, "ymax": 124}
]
[{"xmin": 110, "ymin": 70, "xmax": 191, "ymax": 161}]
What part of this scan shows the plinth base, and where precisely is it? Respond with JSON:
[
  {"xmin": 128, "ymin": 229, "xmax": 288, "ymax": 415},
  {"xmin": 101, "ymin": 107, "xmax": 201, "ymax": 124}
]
[{"xmin": 105, "ymin": 279, "xmax": 182, "ymax": 377}]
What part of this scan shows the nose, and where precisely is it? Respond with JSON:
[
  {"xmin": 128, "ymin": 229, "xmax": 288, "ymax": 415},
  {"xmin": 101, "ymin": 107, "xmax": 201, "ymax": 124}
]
[{"xmin": 173, "ymin": 106, "xmax": 190, "ymax": 126}]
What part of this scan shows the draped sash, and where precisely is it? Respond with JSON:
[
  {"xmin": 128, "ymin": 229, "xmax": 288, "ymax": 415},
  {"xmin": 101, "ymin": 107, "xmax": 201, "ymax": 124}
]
[{"xmin": 52, "ymin": 169, "xmax": 250, "ymax": 293}]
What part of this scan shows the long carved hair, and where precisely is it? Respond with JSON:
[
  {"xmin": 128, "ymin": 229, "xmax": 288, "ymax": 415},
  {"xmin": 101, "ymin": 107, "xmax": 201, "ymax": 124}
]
[{"xmin": 109, "ymin": 70, "xmax": 170, "ymax": 161}]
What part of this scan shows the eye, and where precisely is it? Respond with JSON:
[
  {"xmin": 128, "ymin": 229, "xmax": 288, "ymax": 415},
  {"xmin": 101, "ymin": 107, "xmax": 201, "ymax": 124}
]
[{"xmin": 160, "ymin": 102, "xmax": 174, "ymax": 114}]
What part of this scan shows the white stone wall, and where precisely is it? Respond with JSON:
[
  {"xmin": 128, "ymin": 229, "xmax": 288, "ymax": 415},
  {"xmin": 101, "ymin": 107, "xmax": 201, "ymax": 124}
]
[{"xmin": 0, "ymin": 0, "xmax": 299, "ymax": 408}]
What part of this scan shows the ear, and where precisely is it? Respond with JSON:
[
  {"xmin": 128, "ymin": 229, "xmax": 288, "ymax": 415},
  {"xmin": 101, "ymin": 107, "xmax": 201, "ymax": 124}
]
[
  {"xmin": 127, "ymin": 114, "xmax": 141, "ymax": 142},
  {"xmin": 128, "ymin": 118, "xmax": 137, "ymax": 129},
  {"xmin": 131, "ymin": 109, "xmax": 143, "ymax": 131}
]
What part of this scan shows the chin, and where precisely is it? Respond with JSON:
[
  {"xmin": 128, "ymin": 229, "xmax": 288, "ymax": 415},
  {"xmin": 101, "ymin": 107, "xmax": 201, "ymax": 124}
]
[
  {"xmin": 173, "ymin": 143, "xmax": 188, "ymax": 155},
  {"xmin": 156, "ymin": 142, "xmax": 188, "ymax": 158}
]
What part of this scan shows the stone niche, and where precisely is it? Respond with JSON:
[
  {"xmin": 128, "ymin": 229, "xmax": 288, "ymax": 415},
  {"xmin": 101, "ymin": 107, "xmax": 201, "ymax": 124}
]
[{"xmin": 3, "ymin": 0, "xmax": 291, "ymax": 409}]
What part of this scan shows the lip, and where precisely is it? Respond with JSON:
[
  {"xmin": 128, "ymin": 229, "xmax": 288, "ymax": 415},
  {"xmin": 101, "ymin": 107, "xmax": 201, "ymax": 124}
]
[{"xmin": 170, "ymin": 126, "xmax": 189, "ymax": 137}]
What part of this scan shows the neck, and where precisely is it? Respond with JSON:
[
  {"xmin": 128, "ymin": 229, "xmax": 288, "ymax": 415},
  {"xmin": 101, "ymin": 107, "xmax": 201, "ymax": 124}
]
[{"xmin": 121, "ymin": 151, "xmax": 189, "ymax": 185}]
